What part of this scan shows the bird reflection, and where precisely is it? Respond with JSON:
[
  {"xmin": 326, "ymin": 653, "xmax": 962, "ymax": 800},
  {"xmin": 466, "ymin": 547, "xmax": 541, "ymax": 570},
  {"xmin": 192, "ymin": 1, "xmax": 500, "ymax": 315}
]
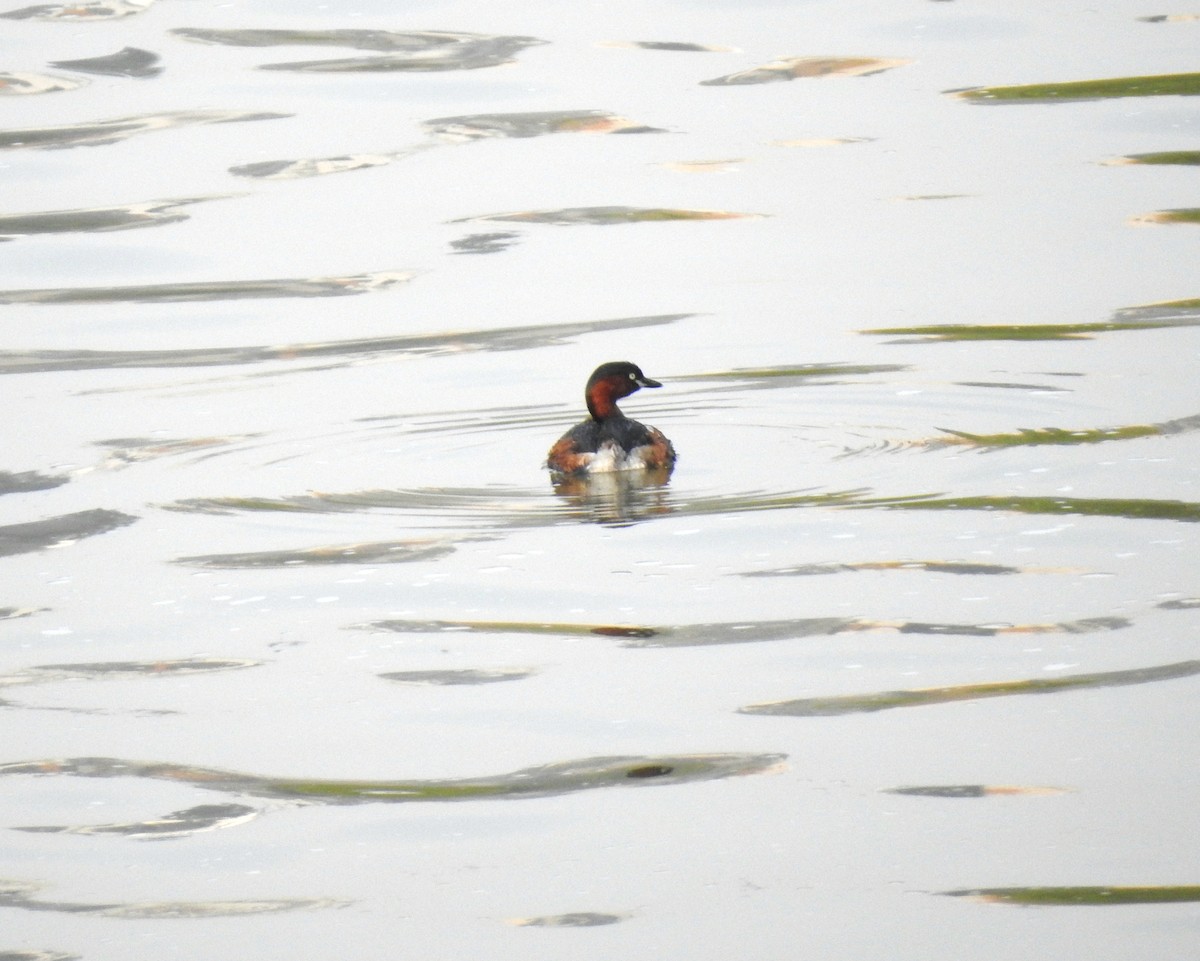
[{"xmin": 550, "ymin": 468, "xmax": 674, "ymax": 524}]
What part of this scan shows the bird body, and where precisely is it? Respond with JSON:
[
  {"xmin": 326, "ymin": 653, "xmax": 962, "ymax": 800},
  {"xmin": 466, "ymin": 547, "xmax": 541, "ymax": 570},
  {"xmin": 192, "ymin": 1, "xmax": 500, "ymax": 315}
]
[{"xmin": 546, "ymin": 362, "xmax": 676, "ymax": 475}]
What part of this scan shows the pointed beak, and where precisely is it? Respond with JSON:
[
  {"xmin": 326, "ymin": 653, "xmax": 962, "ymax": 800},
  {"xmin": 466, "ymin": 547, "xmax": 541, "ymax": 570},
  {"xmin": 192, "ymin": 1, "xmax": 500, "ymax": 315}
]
[{"xmin": 636, "ymin": 375, "xmax": 662, "ymax": 389}]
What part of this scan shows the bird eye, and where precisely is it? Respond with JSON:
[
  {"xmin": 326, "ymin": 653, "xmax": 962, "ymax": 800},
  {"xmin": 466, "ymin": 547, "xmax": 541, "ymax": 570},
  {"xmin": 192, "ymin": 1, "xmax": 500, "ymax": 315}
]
[{"xmin": 628, "ymin": 372, "xmax": 636, "ymax": 380}]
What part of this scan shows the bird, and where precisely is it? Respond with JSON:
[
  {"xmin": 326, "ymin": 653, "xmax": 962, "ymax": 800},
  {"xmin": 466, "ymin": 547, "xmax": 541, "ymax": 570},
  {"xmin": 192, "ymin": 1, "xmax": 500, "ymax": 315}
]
[{"xmin": 546, "ymin": 361, "xmax": 676, "ymax": 475}]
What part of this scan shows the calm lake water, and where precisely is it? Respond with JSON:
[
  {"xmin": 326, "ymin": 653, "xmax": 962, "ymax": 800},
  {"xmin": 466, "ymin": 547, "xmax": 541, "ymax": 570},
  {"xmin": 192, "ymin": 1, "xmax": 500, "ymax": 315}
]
[{"xmin": 2, "ymin": 1, "xmax": 1199, "ymax": 958}]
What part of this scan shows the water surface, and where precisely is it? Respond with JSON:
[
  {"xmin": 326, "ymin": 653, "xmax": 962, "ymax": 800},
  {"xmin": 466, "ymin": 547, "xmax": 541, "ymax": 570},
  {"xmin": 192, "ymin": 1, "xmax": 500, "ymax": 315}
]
[{"xmin": 2, "ymin": 1, "xmax": 1198, "ymax": 959}]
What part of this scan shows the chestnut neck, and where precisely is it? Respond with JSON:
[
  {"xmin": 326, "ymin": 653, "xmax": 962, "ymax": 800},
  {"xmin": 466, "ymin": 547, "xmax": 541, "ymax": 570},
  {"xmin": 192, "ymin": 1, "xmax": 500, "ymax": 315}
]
[{"xmin": 586, "ymin": 376, "xmax": 629, "ymax": 421}]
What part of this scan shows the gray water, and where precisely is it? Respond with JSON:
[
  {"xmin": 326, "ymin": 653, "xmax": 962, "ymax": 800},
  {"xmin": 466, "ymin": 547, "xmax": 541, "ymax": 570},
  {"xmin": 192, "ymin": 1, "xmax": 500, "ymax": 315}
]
[{"xmin": 2, "ymin": 1, "xmax": 1199, "ymax": 958}]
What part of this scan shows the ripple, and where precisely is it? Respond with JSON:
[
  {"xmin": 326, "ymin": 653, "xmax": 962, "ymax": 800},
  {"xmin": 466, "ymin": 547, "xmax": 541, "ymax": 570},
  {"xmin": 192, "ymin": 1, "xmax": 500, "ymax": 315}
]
[
  {"xmin": 0, "ymin": 109, "xmax": 286, "ymax": 150},
  {"xmin": 702, "ymin": 56, "xmax": 911, "ymax": 86},
  {"xmin": 452, "ymin": 206, "xmax": 764, "ymax": 226},
  {"xmin": 230, "ymin": 110, "xmax": 661, "ymax": 182},
  {"xmin": 0, "ymin": 509, "xmax": 136, "ymax": 557},
  {"xmin": 0, "ymin": 312, "xmax": 687, "ymax": 376},
  {"xmin": 357, "ymin": 614, "xmax": 1130, "ymax": 646},
  {"xmin": 14, "ymin": 802, "xmax": 258, "ymax": 840},
  {"xmin": 175, "ymin": 538, "xmax": 460, "ymax": 569},
  {"xmin": 0, "ymin": 752, "xmax": 785, "ymax": 804},
  {"xmin": 1, "ymin": 0, "xmax": 154, "ymax": 19},
  {"xmin": 49, "ymin": 46, "xmax": 160, "ymax": 78},
  {"xmin": 862, "ymin": 299, "xmax": 1200, "ymax": 341},
  {"xmin": 0, "ymin": 269, "xmax": 413, "ymax": 305},
  {"xmin": 0, "ymin": 878, "xmax": 341, "ymax": 918},
  {"xmin": 4, "ymin": 658, "xmax": 258, "ymax": 684},
  {"xmin": 0, "ymin": 470, "xmax": 68, "ymax": 495},
  {"xmin": 172, "ymin": 26, "xmax": 545, "ymax": 73},
  {"xmin": 0, "ymin": 71, "xmax": 83, "ymax": 94},
  {"xmin": 379, "ymin": 667, "xmax": 536, "ymax": 686},
  {"xmin": 941, "ymin": 885, "xmax": 1200, "ymax": 906},
  {"xmin": 739, "ymin": 659, "xmax": 1200, "ymax": 716},
  {"xmin": 0, "ymin": 196, "xmax": 227, "ymax": 240}
]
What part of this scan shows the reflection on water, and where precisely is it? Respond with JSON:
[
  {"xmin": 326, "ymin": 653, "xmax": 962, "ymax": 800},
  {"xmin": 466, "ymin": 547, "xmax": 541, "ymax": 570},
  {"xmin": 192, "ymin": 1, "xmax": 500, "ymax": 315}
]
[
  {"xmin": 15, "ymin": 802, "xmax": 259, "ymax": 840},
  {"xmin": 3, "ymin": 3, "xmax": 1198, "ymax": 957},
  {"xmin": 0, "ymin": 878, "xmax": 340, "ymax": 918},
  {"xmin": 952, "ymin": 70, "xmax": 1200, "ymax": 103},
  {"xmin": 49, "ymin": 46, "xmax": 161, "ymax": 78},
  {"xmin": 0, "ymin": 752, "xmax": 785, "ymax": 804},
  {"xmin": 0, "ymin": 313, "xmax": 687, "ymax": 374},
  {"xmin": 0, "ymin": 196, "xmax": 226, "ymax": 239},
  {"xmin": 550, "ymin": 468, "xmax": 675, "ymax": 524},
  {"xmin": 0, "ymin": 270, "xmax": 413, "ymax": 305},
  {"xmin": 0, "ymin": 0, "xmax": 154, "ymax": 20},
  {"xmin": 0, "ymin": 70, "xmax": 83, "ymax": 94},
  {"xmin": 739, "ymin": 660, "xmax": 1200, "ymax": 717},
  {"xmin": 510, "ymin": 912, "xmax": 628, "ymax": 927},
  {"xmin": 701, "ymin": 55, "xmax": 911, "ymax": 86},
  {"xmin": 172, "ymin": 26, "xmax": 545, "ymax": 73},
  {"xmin": 942, "ymin": 886, "xmax": 1200, "ymax": 906},
  {"xmin": 0, "ymin": 109, "xmax": 286, "ymax": 150},
  {"xmin": 452, "ymin": 206, "xmax": 764, "ymax": 226},
  {"xmin": 0, "ymin": 509, "xmax": 136, "ymax": 557}
]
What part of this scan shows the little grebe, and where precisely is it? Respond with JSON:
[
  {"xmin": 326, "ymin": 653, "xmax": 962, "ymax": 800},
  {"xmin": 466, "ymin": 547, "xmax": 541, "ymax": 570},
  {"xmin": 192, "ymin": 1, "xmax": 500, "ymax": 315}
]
[{"xmin": 546, "ymin": 361, "xmax": 676, "ymax": 475}]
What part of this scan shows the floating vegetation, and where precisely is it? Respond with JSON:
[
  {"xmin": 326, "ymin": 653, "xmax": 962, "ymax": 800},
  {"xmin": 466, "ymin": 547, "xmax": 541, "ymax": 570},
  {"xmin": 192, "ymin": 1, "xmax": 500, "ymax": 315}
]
[
  {"xmin": 172, "ymin": 27, "xmax": 544, "ymax": 73},
  {"xmin": 0, "ymin": 312, "xmax": 687, "ymax": 376},
  {"xmin": 0, "ymin": 109, "xmax": 287, "ymax": 150},
  {"xmin": 0, "ymin": 470, "xmax": 68, "ymax": 495},
  {"xmin": 424, "ymin": 109, "xmax": 665, "ymax": 141},
  {"xmin": 15, "ymin": 803, "xmax": 258, "ymax": 840},
  {"xmin": 1, "ymin": 0, "xmax": 153, "ymax": 19},
  {"xmin": 0, "ymin": 71, "xmax": 82, "ymax": 95},
  {"xmin": 739, "ymin": 659, "xmax": 1200, "ymax": 717},
  {"xmin": 1107, "ymin": 150, "xmax": 1200, "ymax": 166},
  {"xmin": 886, "ymin": 785, "xmax": 1068, "ymax": 798},
  {"xmin": 742, "ymin": 559, "xmax": 1027, "ymax": 577},
  {"xmin": 702, "ymin": 56, "xmax": 911, "ymax": 86},
  {"xmin": 942, "ymin": 885, "xmax": 1200, "ymax": 906},
  {"xmin": 0, "ymin": 752, "xmax": 785, "ymax": 804},
  {"xmin": 453, "ymin": 206, "xmax": 762, "ymax": 226},
  {"xmin": 0, "ymin": 509, "xmax": 136, "ymax": 557},
  {"xmin": 379, "ymin": 668, "xmax": 536, "ymax": 686},
  {"xmin": 0, "ymin": 878, "xmax": 340, "ymax": 918},
  {"xmin": 953, "ymin": 72, "xmax": 1200, "ymax": 103},
  {"xmin": 175, "ymin": 539, "xmax": 457, "ymax": 569},
  {"xmin": 510, "ymin": 912, "xmax": 628, "ymax": 927},
  {"xmin": 1130, "ymin": 208, "xmax": 1200, "ymax": 226},
  {"xmin": 358, "ymin": 615, "xmax": 1128, "ymax": 646},
  {"xmin": 50, "ymin": 46, "xmax": 160, "ymax": 78},
  {"xmin": 0, "ymin": 270, "xmax": 413, "ymax": 305},
  {"xmin": 0, "ymin": 197, "xmax": 223, "ymax": 240}
]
